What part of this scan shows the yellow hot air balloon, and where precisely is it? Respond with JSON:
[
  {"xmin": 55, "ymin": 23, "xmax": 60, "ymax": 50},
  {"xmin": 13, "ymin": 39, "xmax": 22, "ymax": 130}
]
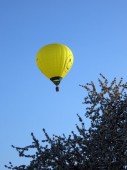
[{"xmin": 36, "ymin": 43, "xmax": 74, "ymax": 91}]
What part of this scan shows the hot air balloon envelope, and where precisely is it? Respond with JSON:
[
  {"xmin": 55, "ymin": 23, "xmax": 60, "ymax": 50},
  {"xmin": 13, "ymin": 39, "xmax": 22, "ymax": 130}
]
[{"xmin": 36, "ymin": 43, "xmax": 74, "ymax": 91}]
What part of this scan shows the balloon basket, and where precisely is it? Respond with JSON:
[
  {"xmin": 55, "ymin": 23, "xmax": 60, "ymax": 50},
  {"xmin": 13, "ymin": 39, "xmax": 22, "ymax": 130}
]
[{"xmin": 56, "ymin": 86, "xmax": 59, "ymax": 92}]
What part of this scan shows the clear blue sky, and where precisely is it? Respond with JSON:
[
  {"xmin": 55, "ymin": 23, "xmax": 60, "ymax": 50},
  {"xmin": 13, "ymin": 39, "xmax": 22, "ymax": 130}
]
[{"xmin": 1, "ymin": 0, "xmax": 127, "ymax": 168}]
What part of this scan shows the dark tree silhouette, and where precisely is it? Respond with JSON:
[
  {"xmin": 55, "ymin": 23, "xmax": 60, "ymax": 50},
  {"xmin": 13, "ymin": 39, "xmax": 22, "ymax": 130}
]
[{"xmin": 5, "ymin": 74, "xmax": 127, "ymax": 170}]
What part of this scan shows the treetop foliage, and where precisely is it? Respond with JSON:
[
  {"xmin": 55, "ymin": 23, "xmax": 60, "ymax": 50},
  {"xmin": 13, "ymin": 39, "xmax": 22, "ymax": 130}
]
[{"xmin": 5, "ymin": 74, "xmax": 127, "ymax": 170}]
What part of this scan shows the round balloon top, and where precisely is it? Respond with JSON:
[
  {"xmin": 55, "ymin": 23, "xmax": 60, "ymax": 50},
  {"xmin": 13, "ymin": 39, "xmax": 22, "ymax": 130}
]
[{"xmin": 36, "ymin": 43, "xmax": 74, "ymax": 91}]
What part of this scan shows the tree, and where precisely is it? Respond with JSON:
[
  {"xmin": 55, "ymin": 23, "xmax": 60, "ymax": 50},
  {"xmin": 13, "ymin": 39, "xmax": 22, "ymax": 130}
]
[{"xmin": 5, "ymin": 74, "xmax": 127, "ymax": 170}]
